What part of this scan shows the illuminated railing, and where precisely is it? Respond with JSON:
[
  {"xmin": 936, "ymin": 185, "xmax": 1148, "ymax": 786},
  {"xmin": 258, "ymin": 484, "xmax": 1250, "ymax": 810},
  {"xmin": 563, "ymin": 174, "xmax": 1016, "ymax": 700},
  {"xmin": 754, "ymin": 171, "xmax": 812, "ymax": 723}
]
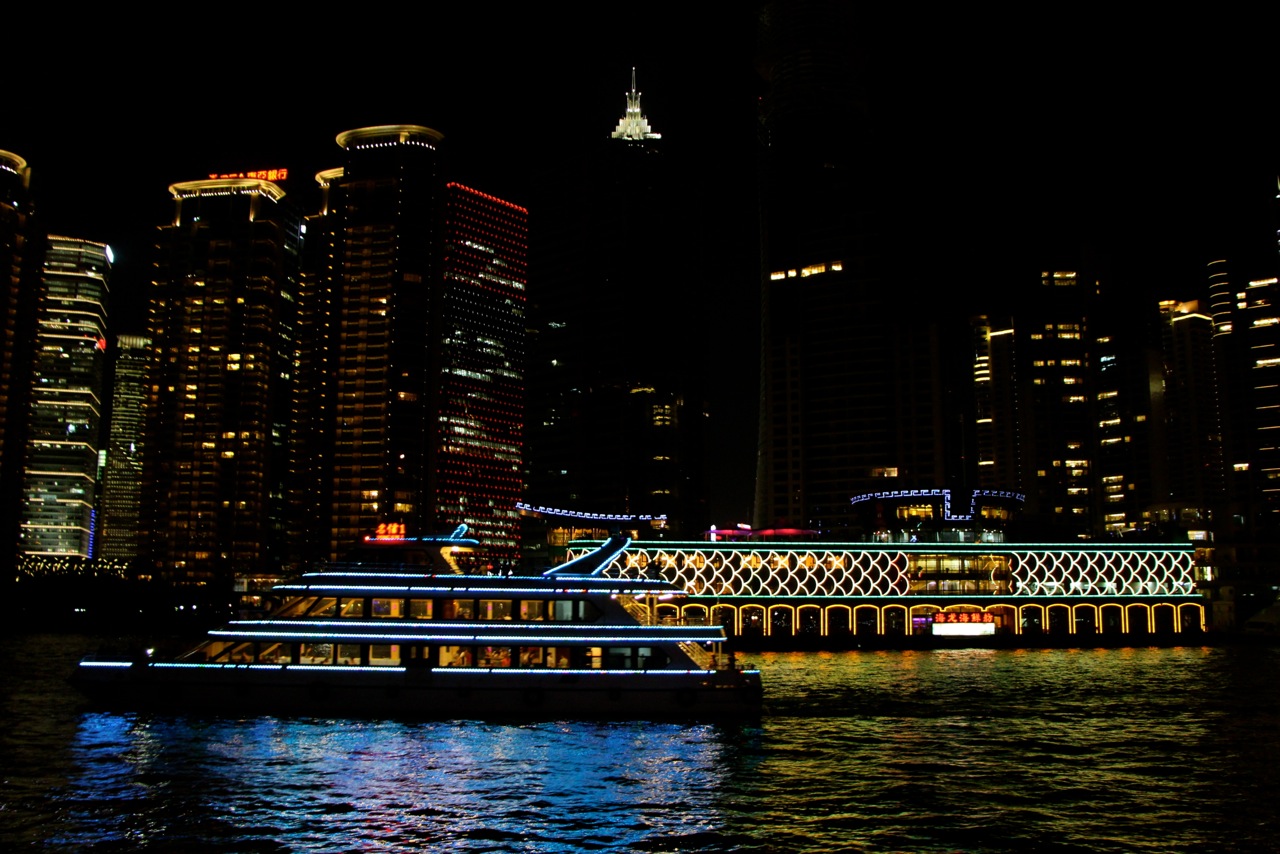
[{"xmin": 579, "ymin": 542, "xmax": 1197, "ymax": 598}]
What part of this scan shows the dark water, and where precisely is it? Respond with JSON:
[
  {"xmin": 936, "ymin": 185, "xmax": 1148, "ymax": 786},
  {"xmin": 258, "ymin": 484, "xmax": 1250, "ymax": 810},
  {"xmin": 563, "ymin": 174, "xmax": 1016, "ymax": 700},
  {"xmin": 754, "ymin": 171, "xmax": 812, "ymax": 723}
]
[{"xmin": 4, "ymin": 636, "xmax": 1279, "ymax": 852}]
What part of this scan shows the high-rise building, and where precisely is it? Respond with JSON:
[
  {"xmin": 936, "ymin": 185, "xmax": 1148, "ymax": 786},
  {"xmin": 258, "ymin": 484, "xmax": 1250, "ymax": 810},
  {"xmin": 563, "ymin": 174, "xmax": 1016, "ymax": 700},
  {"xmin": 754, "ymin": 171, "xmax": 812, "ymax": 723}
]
[
  {"xmin": 1242, "ymin": 276, "xmax": 1280, "ymax": 526},
  {"xmin": 17, "ymin": 237, "xmax": 111, "ymax": 560},
  {"xmin": 97, "ymin": 334, "xmax": 152, "ymax": 562},
  {"xmin": 142, "ymin": 178, "xmax": 300, "ymax": 583},
  {"xmin": 753, "ymin": 5, "xmax": 960, "ymax": 536},
  {"xmin": 324, "ymin": 125, "xmax": 445, "ymax": 556},
  {"xmin": 0, "ymin": 150, "xmax": 42, "ymax": 573},
  {"xmin": 319, "ymin": 126, "xmax": 527, "ymax": 564},
  {"xmin": 432, "ymin": 182, "xmax": 527, "ymax": 558},
  {"xmin": 1147, "ymin": 299, "xmax": 1221, "ymax": 526}
]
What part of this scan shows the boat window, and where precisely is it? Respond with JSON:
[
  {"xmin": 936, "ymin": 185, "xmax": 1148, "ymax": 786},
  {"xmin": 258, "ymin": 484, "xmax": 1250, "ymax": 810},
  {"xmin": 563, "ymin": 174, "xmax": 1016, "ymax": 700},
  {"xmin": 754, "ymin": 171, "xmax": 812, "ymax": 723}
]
[
  {"xmin": 310, "ymin": 598, "xmax": 337, "ymax": 617},
  {"xmin": 300, "ymin": 643, "xmax": 332, "ymax": 664},
  {"xmin": 605, "ymin": 647, "xmax": 634, "ymax": 669},
  {"xmin": 258, "ymin": 643, "xmax": 288, "ymax": 664},
  {"xmin": 548, "ymin": 647, "xmax": 571, "ymax": 668},
  {"xmin": 229, "ymin": 642, "xmax": 255, "ymax": 664},
  {"xmin": 518, "ymin": 646, "xmax": 544, "ymax": 666},
  {"xmin": 519, "ymin": 600, "xmax": 545, "ymax": 621},
  {"xmin": 339, "ymin": 598, "xmax": 365, "ymax": 618},
  {"xmin": 440, "ymin": 645, "xmax": 472, "ymax": 667},
  {"xmin": 275, "ymin": 597, "xmax": 313, "ymax": 617},
  {"xmin": 337, "ymin": 644, "xmax": 362, "ymax": 665},
  {"xmin": 587, "ymin": 646, "xmax": 603, "ymax": 669},
  {"xmin": 408, "ymin": 599, "xmax": 433, "ymax": 619},
  {"xmin": 478, "ymin": 645, "xmax": 513, "ymax": 667},
  {"xmin": 200, "ymin": 641, "xmax": 234, "ymax": 662},
  {"xmin": 369, "ymin": 644, "xmax": 400, "ymax": 666},
  {"xmin": 441, "ymin": 599, "xmax": 475, "ymax": 620},
  {"xmin": 479, "ymin": 599, "xmax": 512, "ymax": 620},
  {"xmin": 371, "ymin": 598, "xmax": 404, "ymax": 618},
  {"xmin": 551, "ymin": 600, "xmax": 600, "ymax": 622}
]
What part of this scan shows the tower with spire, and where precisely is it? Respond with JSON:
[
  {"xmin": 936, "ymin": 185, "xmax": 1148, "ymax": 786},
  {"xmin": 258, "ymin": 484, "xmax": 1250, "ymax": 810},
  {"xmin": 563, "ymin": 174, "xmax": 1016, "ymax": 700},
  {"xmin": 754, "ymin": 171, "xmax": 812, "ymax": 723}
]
[{"xmin": 610, "ymin": 68, "xmax": 661, "ymax": 141}]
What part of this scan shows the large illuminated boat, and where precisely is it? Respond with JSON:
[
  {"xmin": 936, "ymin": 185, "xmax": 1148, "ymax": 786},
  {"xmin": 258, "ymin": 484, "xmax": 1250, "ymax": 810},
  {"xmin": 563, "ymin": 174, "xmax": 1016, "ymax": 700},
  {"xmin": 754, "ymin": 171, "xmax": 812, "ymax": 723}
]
[{"xmin": 72, "ymin": 528, "xmax": 762, "ymax": 719}]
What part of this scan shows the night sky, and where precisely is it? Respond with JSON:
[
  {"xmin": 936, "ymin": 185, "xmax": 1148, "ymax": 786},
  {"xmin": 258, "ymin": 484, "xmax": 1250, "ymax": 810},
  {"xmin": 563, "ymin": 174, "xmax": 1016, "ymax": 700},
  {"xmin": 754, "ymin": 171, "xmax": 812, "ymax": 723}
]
[
  {"xmin": 8, "ymin": 7, "xmax": 1280, "ymax": 524},
  {"xmin": 9, "ymin": 9, "xmax": 1279, "ymax": 319}
]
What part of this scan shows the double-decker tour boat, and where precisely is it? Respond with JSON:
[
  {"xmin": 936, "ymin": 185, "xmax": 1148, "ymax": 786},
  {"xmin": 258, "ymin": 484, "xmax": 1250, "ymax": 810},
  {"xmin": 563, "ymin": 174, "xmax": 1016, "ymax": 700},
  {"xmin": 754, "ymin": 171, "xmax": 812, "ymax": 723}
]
[{"xmin": 72, "ymin": 527, "xmax": 763, "ymax": 719}]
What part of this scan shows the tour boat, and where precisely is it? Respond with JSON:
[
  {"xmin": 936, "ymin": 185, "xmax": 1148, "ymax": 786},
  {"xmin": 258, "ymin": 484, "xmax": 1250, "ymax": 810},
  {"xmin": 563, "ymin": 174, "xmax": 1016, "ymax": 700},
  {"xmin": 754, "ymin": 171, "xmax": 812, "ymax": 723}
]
[{"xmin": 72, "ymin": 528, "xmax": 763, "ymax": 719}]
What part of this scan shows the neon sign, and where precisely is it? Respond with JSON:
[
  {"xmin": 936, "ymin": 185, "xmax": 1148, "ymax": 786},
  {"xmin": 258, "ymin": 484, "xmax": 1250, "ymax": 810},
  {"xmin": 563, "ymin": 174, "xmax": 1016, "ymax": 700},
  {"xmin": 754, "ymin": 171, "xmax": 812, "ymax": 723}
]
[
  {"xmin": 370, "ymin": 523, "xmax": 407, "ymax": 540},
  {"xmin": 933, "ymin": 612, "xmax": 994, "ymax": 624},
  {"xmin": 208, "ymin": 169, "xmax": 289, "ymax": 182}
]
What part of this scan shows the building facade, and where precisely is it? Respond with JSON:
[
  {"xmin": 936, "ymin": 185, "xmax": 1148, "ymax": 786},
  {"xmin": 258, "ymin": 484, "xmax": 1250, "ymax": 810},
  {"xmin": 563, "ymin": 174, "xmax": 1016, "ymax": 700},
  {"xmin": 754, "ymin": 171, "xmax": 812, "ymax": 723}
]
[
  {"xmin": 17, "ymin": 237, "xmax": 111, "ymax": 560},
  {"xmin": 431, "ymin": 182, "xmax": 526, "ymax": 560},
  {"xmin": 0, "ymin": 150, "xmax": 42, "ymax": 575},
  {"xmin": 143, "ymin": 178, "xmax": 300, "ymax": 583},
  {"xmin": 316, "ymin": 126, "xmax": 527, "ymax": 565},
  {"xmin": 97, "ymin": 334, "xmax": 152, "ymax": 562}
]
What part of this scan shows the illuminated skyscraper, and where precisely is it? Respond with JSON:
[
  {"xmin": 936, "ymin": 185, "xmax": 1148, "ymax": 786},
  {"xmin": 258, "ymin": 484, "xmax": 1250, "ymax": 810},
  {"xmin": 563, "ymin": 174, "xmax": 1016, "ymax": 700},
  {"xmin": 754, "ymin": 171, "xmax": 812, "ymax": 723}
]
[
  {"xmin": 0, "ymin": 150, "xmax": 42, "ymax": 571},
  {"xmin": 432, "ymin": 182, "xmax": 526, "ymax": 556},
  {"xmin": 17, "ymin": 237, "xmax": 111, "ymax": 559},
  {"xmin": 97, "ymin": 334, "xmax": 152, "ymax": 562},
  {"xmin": 143, "ymin": 178, "xmax": 300, "ymax": 583},
  {"xmin": 319, "ymin": 126, "xmax": 527, "ymax": 563}
]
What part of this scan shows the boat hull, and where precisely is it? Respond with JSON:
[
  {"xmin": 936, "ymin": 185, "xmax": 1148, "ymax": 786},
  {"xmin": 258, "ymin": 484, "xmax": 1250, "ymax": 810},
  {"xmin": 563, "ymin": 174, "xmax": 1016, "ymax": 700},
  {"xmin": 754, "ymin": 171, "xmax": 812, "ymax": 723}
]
[{"xmin": 72, "ymin": 662, "xmax": 763, "ymax": 720}]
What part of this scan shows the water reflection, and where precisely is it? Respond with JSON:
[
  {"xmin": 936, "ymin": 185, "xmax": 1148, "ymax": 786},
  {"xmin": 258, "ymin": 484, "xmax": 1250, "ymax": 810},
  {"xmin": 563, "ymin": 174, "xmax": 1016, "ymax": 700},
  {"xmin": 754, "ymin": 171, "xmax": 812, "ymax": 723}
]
[
  {"xmin": 57, "ymin": 715, "xmax": 750, "ymax": 851},
  {"xmin": 5, "ymin": 637, "xmax": 1280, "ymax": 852}
]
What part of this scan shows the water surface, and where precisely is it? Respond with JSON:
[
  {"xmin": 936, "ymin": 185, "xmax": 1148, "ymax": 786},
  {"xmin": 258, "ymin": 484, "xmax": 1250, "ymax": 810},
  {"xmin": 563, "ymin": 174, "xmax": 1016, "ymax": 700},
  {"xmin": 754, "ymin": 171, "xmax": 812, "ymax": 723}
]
[{"xmin": 3, "ymin": 636, "xmax": 1277, "ymax": 852}]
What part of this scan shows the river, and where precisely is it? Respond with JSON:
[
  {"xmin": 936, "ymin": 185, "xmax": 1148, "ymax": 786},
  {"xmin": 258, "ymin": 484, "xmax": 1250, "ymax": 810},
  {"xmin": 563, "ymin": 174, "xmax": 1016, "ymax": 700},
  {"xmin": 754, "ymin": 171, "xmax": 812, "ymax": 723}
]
[{"xmin": 3, "ymin": 635, "xmax": 1277, "ymax": 852}]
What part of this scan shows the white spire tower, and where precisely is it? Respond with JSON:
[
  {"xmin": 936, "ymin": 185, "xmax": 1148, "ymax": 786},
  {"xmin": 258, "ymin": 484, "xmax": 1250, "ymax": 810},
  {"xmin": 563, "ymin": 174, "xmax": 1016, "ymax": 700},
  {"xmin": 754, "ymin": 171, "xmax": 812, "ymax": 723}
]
[{"xmin": 610, "ymin": 68, "xmax": 661, "ymax": 141}]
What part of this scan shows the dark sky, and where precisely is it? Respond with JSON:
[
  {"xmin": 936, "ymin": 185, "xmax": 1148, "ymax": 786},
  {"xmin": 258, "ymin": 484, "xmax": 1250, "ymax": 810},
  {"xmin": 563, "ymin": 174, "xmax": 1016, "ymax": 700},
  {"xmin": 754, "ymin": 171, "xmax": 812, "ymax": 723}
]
[{"xmin": 9, "ymin": 8, "xmax": 1279, "ymax": 321}]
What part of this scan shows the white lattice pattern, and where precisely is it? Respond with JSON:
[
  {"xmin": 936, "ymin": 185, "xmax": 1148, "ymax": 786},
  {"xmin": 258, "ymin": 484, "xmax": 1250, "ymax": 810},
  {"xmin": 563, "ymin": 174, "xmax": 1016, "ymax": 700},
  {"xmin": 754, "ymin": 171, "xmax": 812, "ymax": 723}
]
[{"xmin": 581, "ymin": 543, "xmax": 1196, "ymax": 598}]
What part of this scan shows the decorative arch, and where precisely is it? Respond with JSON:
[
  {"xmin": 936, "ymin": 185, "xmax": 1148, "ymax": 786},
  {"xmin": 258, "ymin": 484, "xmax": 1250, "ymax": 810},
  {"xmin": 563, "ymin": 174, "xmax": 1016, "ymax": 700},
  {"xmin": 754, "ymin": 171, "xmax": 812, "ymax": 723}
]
[
  {"xmin": 826, "ymin": 604, "xmax": 852, "ymax": 636},
  {"xmin": 740, "ymin": 604, "xmax": 766, "ymax": 636},
  {"xmin": 712, "ymin": 604, "xmax": 738, "ymax": 635},
  {"xmin": 883, "ymin": 604, "xmax": 909, "ymax": 636},
  {"xmin": 1099, "ymin": 602, "xmax": 1126, "ymax": 634},
  {"xmin": 681, "ymin": 603, "xmax": 709, "ymax": 626},
  {"xmin": 769, "ymin": 604, "xmax": 796, "ymax": 637},
  {"xmin": 796, "ymin": 604, "xmax": 824, "ymax": 635},
  {"xmin": 1072, "ymin": 602, "xmax": 1099, "ymax": 635},
  {"xmin": 1126, "ymin": 603, "xmax": 1153, "ymax": 635},
  {"xmin": 1178, "ymin": 602, "xmax": 1206, "ymax": 633},
  {"xmin": 1152, "ymin": 602, "xmax": 1177, "ymax": 634},
  {"xmin": 1019, "ymin": 603, "xmax": 1046, "ymax": 635},
  {"xmin": 1047, "ymin": 602, "xmax": 1073, "ymax": 635},
  {"xmin": 853, "ymin": 604, "xmax": 879, "ymax": 635}
]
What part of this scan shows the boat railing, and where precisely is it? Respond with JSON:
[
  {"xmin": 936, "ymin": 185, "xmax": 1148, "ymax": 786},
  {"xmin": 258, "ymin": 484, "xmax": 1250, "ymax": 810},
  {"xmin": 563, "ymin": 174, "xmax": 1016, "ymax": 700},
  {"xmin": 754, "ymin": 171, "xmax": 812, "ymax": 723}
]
[
  {"xmin": 678, "ymin": 641, "xmax": 713, "ymax": 669},
  {"xmin": 617, "ymin": 595, "xmax": 656, "ymax": 625}
]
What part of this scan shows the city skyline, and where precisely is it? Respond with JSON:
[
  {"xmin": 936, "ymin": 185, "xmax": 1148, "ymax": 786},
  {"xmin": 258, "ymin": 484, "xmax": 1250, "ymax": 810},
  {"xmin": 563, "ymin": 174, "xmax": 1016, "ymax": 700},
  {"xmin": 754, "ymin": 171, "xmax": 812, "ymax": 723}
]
[{"xmin": 7, "ymin": 6, "xmax": 1280, "ymax": 542}]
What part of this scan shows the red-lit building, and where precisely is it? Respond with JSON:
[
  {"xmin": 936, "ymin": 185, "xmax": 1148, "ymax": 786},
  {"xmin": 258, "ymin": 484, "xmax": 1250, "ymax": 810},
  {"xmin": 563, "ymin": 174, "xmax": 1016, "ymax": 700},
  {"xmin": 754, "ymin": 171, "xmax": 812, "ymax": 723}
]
[{"xmin": 431, "ymin": 182, "xmax": 526, "ymax": 561}]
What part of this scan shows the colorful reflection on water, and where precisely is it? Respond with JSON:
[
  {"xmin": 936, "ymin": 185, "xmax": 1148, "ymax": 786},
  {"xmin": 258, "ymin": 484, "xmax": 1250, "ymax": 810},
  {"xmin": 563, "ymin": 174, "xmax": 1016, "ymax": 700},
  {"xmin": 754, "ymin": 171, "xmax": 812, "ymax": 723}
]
[{"xmin": 4, "ymin": 636, "xmax": 1279, "ymax": 852}]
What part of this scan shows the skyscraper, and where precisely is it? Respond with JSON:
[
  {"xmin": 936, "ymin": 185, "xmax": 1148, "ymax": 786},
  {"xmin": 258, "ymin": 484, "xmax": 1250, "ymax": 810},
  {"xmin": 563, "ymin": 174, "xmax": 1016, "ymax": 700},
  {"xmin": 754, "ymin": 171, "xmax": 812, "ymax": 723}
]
[
  {"xmin": 97, "ymin": 334, "xmax": 152, "ymax": 563},
  {"xmin": 432, "ymin": 182, "xmax": 526, "ymax": 557},
  {"xmin": 143, "ymin": 178, "xmax": 300, "ymax": 583},
  {"xmin": 753, "ymin": 4, "xmax": 959, "ymax": 536},
  {"xmin": 0, "ymin": 150, "xmax": 42, "ymax": 574},
  {"xmin": 17, "ymin": 237, "xmax": 111, "ymax": 560},
  {"xmin": 326, "ymin": 125, "xmax": 444, "ymax": 555},
  {"xmin": 319, "ymin": 126, "xmax": 527, "ymax": 563}
]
